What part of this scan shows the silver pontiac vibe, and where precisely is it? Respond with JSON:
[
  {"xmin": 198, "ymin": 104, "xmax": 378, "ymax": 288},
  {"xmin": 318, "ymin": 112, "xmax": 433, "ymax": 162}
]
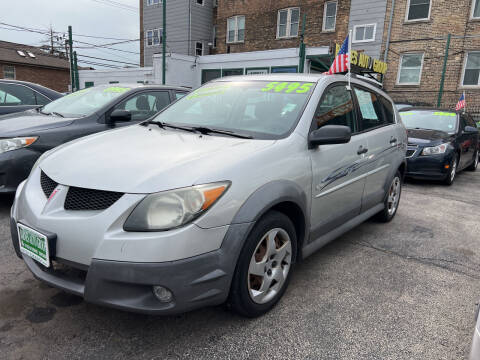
[{"xmin": 10, "ymin": 74, "xmax": 407, "ymax": 317}]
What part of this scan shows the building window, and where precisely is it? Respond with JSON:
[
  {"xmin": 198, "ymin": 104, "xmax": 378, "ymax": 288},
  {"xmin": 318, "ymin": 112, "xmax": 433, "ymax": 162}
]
[
  {"xmin": 462, "ymin": 52, "xmax": 480, "ymax": 86},
  {"xmin": 85, "ymin": 81, "xmax": 94, "ymax": 88},
  {"xmin": 227, "ymin": 15, "xmax": 245, "ymax": 43},
  {"xmin": 3, "ymin": 65, "xmax": 15, "ymax": 79},
  {"xmin": 196, "ymin": 0, "xmax": 204, "ymax": 5},
  {"xmin": 353, "ymin": 24, "xmax": 376, "ymax": 43},
  {"xmin": 109, "ymin": 81, "xmax": 119, "ymax": 84},
  {"xmin": 323, "ymin": 1, "xmax": 337, "ymax": 32},
  {"xmin": 147, "ymin": 0, "xmax": 161, "ymax": 5},
  {"xmin": 277, "ymin": 8, "xmax": 300, "ymax": 38},
  {"xmin": 472, "ymin": 0, "xmax": 480, "ymax": 18},
  {"xmin": 397, "ymin": 53, "xmax": 424, "ymax": 85},
  {"xmin": 212, "ymin": 26, "xmax": 217, "ymax": 48},
  {"xmin": 201, "ymin": 69, "xmax": 221, "ymax": 84},
  {"xmin": 406, "ymin": 0, "xmax": 431, "ymax": 21},
  {"xmin": 196, "ymin": 42, "xmax": 203, "ymax": 56},
  {"xmin": 271, "ymin": 66, "xmax": 298, "ymax": 73},
  {"xmin": 222, "ymin": 68, "xmax": 244, "ymax": 77},
  {"xmin": 146, "ymin": 29, "xmax": 162, "ymax": 46}
]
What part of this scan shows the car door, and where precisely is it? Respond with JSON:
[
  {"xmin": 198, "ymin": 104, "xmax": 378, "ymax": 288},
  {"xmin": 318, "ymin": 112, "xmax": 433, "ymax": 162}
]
[
  {"xmin": 466, "ymin": 114, "xmax": 479, "ymax": 164},
  {"xmin": 352, "ymin": 86, "xmax": 397, "ymax": 211},
  {"xmin": 0, "ymin": 83, "xmax": 39, "ymax": 115},
  {"xmin": 309, "ymin": 83, "xmax": 370, "ymax": 239},
  {"xmin": 458, "ymin": 114, "xmax": 474, "ymax": 169},
  {"xmin": 107, "ymin": 90, "xmax": 172, "ymax": 126}
]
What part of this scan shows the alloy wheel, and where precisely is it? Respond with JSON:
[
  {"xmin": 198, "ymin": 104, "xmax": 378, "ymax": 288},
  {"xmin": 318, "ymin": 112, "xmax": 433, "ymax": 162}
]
[
  {"xmin": 248, "ymin": 228, "xmax": 292, "ymax": 304},
  {"xmin": 450, "ymin": 158, "xmax": 457, "ymax": 182},
  {"xmin": 387, "ymin": 177, "xmax": 401, "ymax": 216}
]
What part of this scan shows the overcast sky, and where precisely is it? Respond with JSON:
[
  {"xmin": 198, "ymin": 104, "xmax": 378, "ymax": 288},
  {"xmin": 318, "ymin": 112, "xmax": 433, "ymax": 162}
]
[{"xmin": 1, "ymin": 0, "xmax": 140, "ymax": 69}]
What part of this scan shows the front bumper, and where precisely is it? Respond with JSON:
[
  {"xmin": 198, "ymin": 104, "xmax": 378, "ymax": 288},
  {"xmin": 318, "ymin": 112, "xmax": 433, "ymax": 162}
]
[
  {"xmin": 405, "ymin": 149, "xmax": 453, "ymax": 180},
  {"xmin": 11, "ymin": 215, "xmax": 252, "ymax": 315},
  {"xmin": 0, "ymin": 148, "xmax": 40, "ymax": 193}
]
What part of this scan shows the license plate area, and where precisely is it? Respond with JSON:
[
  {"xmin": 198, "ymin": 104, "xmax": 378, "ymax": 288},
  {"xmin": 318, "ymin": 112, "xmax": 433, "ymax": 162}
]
[{"xmin": 17, "ymin": 223, "xmax": 56, "ymax": 268}]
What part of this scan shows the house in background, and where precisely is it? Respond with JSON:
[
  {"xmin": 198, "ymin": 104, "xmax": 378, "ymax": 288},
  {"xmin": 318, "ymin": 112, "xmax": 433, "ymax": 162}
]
[
  {"xmin": 0, "ymin": 41, "xmax": 70, "ymax": 92},
  {"xmin": 140, "ymin": 0, "xmax": 215, "ymax": 66}
]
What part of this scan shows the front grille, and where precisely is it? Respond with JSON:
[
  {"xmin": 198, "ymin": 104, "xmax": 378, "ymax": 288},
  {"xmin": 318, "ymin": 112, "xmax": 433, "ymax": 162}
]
[
  {"xmin": 40, "ymin": 171, "xmax": 58, "ymax": 198},
  {"xmin": 64, "ymin": 186, "xmax": 123, "ymax": 211},
  {"xmin": 406, "ymin": 149, "xmax": 416, "ymax": 158}
]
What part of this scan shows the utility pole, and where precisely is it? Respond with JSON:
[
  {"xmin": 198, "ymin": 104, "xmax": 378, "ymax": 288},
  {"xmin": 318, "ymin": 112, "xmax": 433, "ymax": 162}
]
[
  {"xmin": 162, "ymin": 0, "xmax": 166, "ymax": 85},
  {"xmin": 68, "ymin": 26, "xmax": 75, "ymax": 92},
  {"xmin": 298, "ymin": 14, "xmax": 307, "ymax": 73},
  {"xmin": 74, "ymin": 51, "xmax": 80, "ymax": 91},
  {"xmin": 50, "ymin": 27, "xmax": 54, "ymax": 54},
  {"xmin": 437, "ymin": 33, "xmax": 451, "ymax": 107}
]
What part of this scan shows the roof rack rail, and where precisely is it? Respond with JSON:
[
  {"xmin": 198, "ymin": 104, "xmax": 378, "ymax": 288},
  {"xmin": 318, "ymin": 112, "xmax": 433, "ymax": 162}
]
[{"xmin": 350, "ymin": 73, "xmax": 383, "ymax": 89}]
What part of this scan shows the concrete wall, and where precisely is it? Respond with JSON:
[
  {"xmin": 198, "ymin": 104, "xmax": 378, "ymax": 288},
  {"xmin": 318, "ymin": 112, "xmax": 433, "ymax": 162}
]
[
  {"xmin": 348, "ymin": 0, "xmax": 388, "ymax": 59},
  {"xmin": 142, "ymin": 0, "xmax": 214, "ymax": 66},
  {"xmin": 78, "ymin": 67, "xmax": 154, "ymax": 89}
]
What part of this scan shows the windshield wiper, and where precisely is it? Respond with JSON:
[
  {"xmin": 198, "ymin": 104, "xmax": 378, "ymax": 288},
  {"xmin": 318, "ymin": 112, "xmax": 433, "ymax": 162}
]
[
  {"xmin": 191, "ymin": 126, "xmax": 253, "ymax": 139},
  {"xmin": 142, "ymin": 120, "xmax": 197, "ymax": 133},
  {"xmin": 40, "ymin": 110, "xmax": 64, "ymax": 117}
]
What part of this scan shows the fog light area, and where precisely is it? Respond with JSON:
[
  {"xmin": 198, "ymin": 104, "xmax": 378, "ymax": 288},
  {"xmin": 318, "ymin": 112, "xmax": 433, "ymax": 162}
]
[{"xmin": 153, "ymin": 285, "xmax": 173, "ymax": 303}]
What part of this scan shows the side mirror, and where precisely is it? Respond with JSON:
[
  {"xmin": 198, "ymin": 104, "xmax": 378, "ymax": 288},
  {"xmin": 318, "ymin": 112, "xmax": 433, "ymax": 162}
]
[
  {"xmin": 107, "ymin": 109, "xmax": 131, "ymax": 125},
  {"xmin": 464, "ymin": 125, "xmax": 479, "ymax": 134},
  {"xmin": 308, "ymin": 125, "xmax": 352, "ymax": 148}
]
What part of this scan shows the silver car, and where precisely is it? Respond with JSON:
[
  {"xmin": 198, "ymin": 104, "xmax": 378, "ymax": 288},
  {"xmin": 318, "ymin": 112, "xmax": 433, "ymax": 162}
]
[{"xmin": 10, "ymin": 74, "xmax": 407, "ymax": 317}]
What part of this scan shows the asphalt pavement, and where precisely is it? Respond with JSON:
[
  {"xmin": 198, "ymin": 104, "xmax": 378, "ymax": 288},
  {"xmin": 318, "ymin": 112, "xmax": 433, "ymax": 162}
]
[{"xmin": 0, "ymin": 170, "xmax": 479, "ymax": 360}]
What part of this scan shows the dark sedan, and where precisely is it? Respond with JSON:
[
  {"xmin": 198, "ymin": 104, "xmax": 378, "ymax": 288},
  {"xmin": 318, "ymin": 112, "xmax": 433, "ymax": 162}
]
[
  {"xmin": 0, "ymin": 79, "xmax": 63, "ymax": 115},
  {"xmin": 0, "ymin": 83, "xmax": 189, "ymax": 193},
  {"xmin": 400, "ymin": 108, "xmax": 479, "ymax": 185}
]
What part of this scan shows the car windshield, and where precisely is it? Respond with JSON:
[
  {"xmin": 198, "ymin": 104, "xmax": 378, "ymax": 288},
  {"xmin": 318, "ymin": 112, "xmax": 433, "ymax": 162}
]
[
  {"xmin": 400, "ymin": 110, "xmax": 458, "ymax": 133},
  {"xmin": 150, "ymin": 80, "xmax": 316, "ymax": 139},
  {"xmin": 41, "ymin": 86, "xmax": 132, "ymax": 117}
]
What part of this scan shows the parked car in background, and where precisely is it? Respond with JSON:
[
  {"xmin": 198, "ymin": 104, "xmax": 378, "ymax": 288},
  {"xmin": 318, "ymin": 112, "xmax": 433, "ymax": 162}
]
[
  {"xmin": 470, "ymin": 304, "xmax": 480, "ymax": 360},
  {"xmin": 0, "ymin": 79, "xmax": 62, "ymax": 115},
  {"xmin": 394, "ymin": 102, "xmax": 431, "ymax": 111},
  {"xmin": 11, "ymin": 74, "xmax": 407, "ymax": 317},
  {"xmin": 399, "ymin": 108, "xmax": 479, "ymax": 185},
  {"xmin": 0, "ymin": 84, "xmax": 189, "ymax": 193}
]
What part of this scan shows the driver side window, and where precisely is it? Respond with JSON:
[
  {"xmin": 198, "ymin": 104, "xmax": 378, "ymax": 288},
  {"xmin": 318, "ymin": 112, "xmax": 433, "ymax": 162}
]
[
  {"xmin": 114, "ymin": 91, "xmax": 170, "ymax": 121},
  {"xmin": 313, "ymin": 85, "xmax": 357, "ymax": 133}
]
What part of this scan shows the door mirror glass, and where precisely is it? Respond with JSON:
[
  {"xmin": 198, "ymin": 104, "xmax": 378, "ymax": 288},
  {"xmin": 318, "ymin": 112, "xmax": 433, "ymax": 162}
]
[
  {"xmin": 108, "ymin": 109, "xmax": 132, "ymax": 124},
  {"xmin": 309, "ymin": 125, "xmax": 351, "ymax": 147},
  {"xmin": 464, "ymin": 125, "xmax": 479, "ymax": 133}
]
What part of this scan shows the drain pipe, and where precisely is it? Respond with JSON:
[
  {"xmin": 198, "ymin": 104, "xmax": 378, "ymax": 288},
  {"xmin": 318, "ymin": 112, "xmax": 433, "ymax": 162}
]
[{"xmin": 383, "ymin": 0, "xmax": 395, "ymax": 63}]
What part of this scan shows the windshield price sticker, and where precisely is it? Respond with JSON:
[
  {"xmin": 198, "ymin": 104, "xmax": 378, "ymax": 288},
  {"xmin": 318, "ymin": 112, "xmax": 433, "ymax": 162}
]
[
  {"xmin": 104, "ymin": 87, "xmax": 130, "ymax": 93},
  {"xmin": 261, "ymin": 82, "xmax": 315, "ymax": 94},
  {"xmin": 433, "ymin": 112, "xmax": 456, "ymax": 117},
  {"xmin": 187, "ymin": 85, "xmax": 231, "ymax": 100}
]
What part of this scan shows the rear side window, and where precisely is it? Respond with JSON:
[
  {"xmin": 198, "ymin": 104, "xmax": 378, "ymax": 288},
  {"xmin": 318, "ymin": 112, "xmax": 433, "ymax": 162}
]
[
  {"xmin": 354, "ymin": 87, "xmax": 385, "ymax": 131},
  {"xmin": 0, "ymin": 83, "xmax": 37, "ymax": 106},
  {"xmin": 35, "ymin": 92, "xmax": 51, "ymax": 105},
  {"xmin": 114, "ymin": 91, "xmax": 170, "ymax": 121},
  {"xmin": 380, "ymin": 96, "xmax": 395, "ymax": 124},
  {"xmin": 313, "ymin": 85, "xmax": 357, "ymax": 133},
  {"xmin": 175, "ymin": 92, "xmax": 188, "ymax": 100}
]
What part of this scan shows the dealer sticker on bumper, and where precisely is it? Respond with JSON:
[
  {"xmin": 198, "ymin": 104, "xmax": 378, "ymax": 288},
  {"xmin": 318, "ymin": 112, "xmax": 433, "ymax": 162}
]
[{"xmin": 17, "ymin": 223, "xmax": 50, "ymax": 268}]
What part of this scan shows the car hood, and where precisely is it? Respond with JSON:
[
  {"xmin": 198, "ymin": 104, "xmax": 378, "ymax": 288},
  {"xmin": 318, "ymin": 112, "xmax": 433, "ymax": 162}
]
[
  {"xmin": 40, "ymin": 124, "xmax": 276, "ymax": 194},
  {"xmin": 407, "ymin": 128, "xmax": 453, "ymax": 145},
  {"xmin": 0, "ymin": 111, "xmax": 75, "ymax": 137}
]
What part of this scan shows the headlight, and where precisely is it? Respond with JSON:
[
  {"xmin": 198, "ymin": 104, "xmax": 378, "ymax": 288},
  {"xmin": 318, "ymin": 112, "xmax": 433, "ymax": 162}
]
[
  {"xmin": 0, "ymin": 137, "xmax": 37, "ymax": 154},
  {"xmin": 421, "ymin": 143, "xmax": 449, "ymax": 156},
  {"xmin": 124, "ymin": 182, "xmax": 230, "ymax": 231}
]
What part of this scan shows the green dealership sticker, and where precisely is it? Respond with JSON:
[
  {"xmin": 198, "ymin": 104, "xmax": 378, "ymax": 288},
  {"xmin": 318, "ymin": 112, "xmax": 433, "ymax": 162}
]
[
  {"xmin": 433, "ymin": 112, "xmax": 456, "ymax": 117},
  {"xmin": 186, "ymin": 85, "xmax": 231, "ymax": 100},
  {"xmin": 261, "ymin": 82, "xmax": 314, "ymax": 94},
  {"xmin": 103, "ymin": 86, "xmax": 130, "ymax": 93}
]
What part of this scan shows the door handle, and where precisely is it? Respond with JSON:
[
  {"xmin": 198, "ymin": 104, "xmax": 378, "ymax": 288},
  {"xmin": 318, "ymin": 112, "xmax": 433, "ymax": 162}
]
[
  {"xmin": 357, "ymin": 146, "xmax": 368, "ymax": 155},
  {"xmin": 390, "ymin": 137, "xmax": 398, "ymax": 144}
]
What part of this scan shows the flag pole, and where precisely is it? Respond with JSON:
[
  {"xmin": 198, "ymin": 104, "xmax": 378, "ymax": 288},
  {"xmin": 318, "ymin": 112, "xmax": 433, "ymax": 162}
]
[
  {"xmin": 346, "ymin": 29, "xmax": 352, "ymax": 91},
  {"xmin": 463, "ymin": 91, "xmax": 466, "ymax": 114}
]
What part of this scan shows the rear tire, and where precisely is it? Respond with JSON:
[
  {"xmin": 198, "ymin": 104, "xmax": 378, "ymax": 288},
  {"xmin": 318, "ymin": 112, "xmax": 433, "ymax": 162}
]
[
  {"xmin": 467, "ymin": 150, "xmax": 478, "ymax": 172},
  {"xmin": 444, "ymin": 154, "xmax": 459, "ymax": 185},
  {"xmin": 375, "ymin": 171, "xmax": 402, "ymax": 223},
  {"xmin": 228, "ymin": 211, "xmax": 297, "ymax": 318}
]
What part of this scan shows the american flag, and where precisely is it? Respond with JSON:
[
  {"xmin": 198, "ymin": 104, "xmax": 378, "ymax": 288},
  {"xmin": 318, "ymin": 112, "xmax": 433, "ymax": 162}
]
[
  {"xmin": 325, "ymin": 35, "xmax": 350, "ymax": 75},
  {"xmin": 456, "ymin": 93, "xmax": 465, "ymax": 111}
]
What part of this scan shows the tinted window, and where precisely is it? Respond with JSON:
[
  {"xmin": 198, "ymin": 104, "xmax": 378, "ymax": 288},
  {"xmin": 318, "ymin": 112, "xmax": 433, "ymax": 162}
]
[
  {"xmin": 175, "ymin": 92, "xmax": 188, "ymax": 100},
  {"xmin": 380, "ymin": 96, "xmax": 395, "ymax": 124},
  {"xmin": 460, "ymin": 115, "xmax": 468, "ymax": 130},
  {"xmin": 35, "ymin": 92, "xmax": 51, "ymax": 106},
  {"xmin": 115, "ymin": 91, "xmax": 170, "ymax": 121},
  {"xmin": 466, "ymin": 115, "xmax": 476, "ymax": 127},
  {"xmin": 0, "ymin": 83, "xmax": 36, "ymax": 106},
  {"xmin": 354, "ymin": 88, "xmax": 385, "ymax": 131},
  {"xmin": 313, "ymin": 85, "xmax": 357, "ymax": 133}
]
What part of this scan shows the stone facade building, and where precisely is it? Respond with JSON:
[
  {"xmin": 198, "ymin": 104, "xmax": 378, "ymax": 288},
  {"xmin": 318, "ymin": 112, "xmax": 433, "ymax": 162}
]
[{"xmin": 381, "ymin": 0, "xmax": 480, "ymax": 111}]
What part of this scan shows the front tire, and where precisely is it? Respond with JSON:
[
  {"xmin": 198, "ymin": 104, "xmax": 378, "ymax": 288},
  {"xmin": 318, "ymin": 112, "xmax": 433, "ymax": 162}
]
[
  {"xmin": 228, "ymin": 211, "xmax": 297, "ymax": 318},
  {"xmin": 444, "ymin": 154, "xmax": 459, "ymax": 185},
  {"xmin": 467, "ymin": 150, "xmax": 478, "ymax": 172},
  {"xmin": 375, "ymin": 171, "xmax": 402, "ymax": 223}
]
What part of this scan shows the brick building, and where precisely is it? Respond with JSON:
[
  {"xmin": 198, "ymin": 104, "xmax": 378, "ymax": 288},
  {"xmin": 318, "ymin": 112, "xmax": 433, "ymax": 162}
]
[
  {"xmin": 213, "ymin": 0, "xmax": 350, "ymax": 55},
  {"xmin": 0, "ymin": 41, "xmax": 70, "ymax": 92},
  {"xmin": 381, "ymin": 0, "xmax": 480, "ymax": 112}
]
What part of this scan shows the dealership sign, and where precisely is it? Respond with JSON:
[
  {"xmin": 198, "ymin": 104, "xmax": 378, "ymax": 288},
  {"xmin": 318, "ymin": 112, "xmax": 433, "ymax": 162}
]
[{"xmin": 336, "ymin": 44, "xmax": 388, "ymax": 75}]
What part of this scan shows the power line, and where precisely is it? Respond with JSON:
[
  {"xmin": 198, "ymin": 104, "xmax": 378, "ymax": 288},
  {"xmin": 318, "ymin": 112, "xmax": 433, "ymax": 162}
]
[
  {"xmin": 90, "ymin": 0, "xmax": 138, "ymax": 13},
  {"xmin": 78, "ymin": 54, "xmax": 139, "ymax": 66}
]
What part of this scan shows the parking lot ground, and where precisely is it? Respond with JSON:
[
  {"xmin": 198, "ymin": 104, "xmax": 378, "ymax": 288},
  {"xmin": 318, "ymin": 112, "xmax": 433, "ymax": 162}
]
[{"xmin": 0, "ymin": 170, "xmax": 479, "ymax": 360}]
